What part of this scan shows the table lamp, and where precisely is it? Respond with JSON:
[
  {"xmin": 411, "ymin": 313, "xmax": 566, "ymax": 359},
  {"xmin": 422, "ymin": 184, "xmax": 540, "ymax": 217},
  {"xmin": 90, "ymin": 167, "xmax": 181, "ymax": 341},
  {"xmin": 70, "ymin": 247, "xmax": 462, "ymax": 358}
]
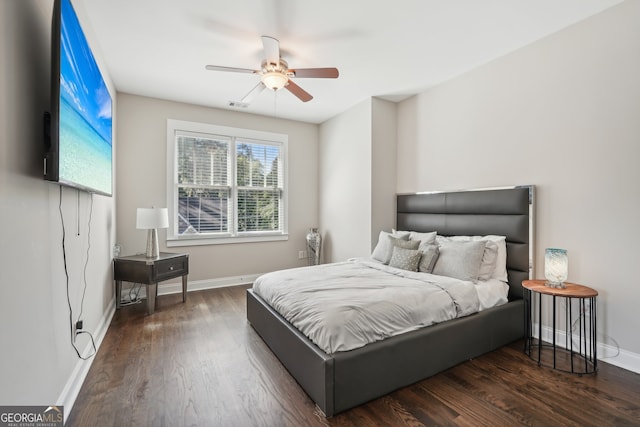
[
  {"xmin": 544, "ymin": 248, "xmax": 568, "ymax": 288},
  {"xmin": 136, "ymin": 207, "xmax": 169, "ymax": 258}
]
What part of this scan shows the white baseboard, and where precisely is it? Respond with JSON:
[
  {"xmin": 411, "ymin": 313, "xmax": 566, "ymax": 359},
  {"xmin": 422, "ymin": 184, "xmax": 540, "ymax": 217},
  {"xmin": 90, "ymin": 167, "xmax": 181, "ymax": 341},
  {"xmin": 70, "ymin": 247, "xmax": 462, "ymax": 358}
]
[
  {"xmin": 120, "ymin": 274, "xmax": 260, "ymax": 300},
  {"xmin": 57, "ymin": 297, "xmax": 116, "ymax": 420},
  {"xmin": 156, "ymin": 274, "xmax": 260, "ymax": 296},
  {"xmin": 533, "ymin": 323, "xmax": 640, "ymax": 374}
]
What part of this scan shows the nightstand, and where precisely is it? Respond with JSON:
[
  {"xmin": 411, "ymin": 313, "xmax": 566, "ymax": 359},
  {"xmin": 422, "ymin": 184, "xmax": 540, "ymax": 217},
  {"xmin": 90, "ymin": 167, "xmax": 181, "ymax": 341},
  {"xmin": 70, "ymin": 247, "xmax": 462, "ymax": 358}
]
[
  {"xmin": 114, "ymin": 252, "xmax": 189, "ymax": 314},
  {"xmin": 522, "ymin": 279, "xmax": 597, "ymax": 374}
]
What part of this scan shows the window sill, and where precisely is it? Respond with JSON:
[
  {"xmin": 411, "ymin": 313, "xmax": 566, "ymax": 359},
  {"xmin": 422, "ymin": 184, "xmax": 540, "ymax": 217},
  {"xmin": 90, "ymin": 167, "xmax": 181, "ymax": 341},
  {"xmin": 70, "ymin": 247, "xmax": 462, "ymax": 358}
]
[{"xmin": 166, "ymin": 234, "xmax": 289, "ymax": 247}]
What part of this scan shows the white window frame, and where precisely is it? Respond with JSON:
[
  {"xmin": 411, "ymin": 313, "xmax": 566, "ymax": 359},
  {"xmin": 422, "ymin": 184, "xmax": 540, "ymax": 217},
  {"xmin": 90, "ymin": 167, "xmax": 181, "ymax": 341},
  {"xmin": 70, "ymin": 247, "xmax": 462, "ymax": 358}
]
[{"xmin": 166, "ymin": 119, "xmax": 288, "ymax": 246}]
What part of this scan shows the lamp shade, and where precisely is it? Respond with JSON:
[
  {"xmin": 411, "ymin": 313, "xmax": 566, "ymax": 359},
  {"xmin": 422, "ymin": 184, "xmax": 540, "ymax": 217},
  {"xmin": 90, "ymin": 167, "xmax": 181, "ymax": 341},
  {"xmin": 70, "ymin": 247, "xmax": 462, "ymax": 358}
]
[{"xmin": 136, "ymin": 207, "xmax": 169, "ymax": 230}]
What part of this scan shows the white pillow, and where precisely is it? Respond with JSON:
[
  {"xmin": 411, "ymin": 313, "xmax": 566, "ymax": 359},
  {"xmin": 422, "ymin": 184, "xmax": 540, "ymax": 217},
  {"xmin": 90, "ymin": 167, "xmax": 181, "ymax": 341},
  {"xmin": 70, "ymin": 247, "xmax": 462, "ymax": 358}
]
[
  {"xmin": 408, "ymin": 230, "xmax": 437, "ymax": 244},
  {"xmin": 436, "ymin": 235, "xmax": 508, "ymax": 282},
  {"xmin": 371, "ymin": 231, "xmax": 412, "ymax": 264}
]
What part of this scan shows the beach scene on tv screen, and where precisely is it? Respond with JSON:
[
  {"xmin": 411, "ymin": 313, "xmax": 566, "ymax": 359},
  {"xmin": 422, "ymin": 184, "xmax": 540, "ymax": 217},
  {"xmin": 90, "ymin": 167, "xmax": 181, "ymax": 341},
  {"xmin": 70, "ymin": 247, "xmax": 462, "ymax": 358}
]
[{"xmin": 59, "ymin": 0, "xmax": 112, "ymax": 195}]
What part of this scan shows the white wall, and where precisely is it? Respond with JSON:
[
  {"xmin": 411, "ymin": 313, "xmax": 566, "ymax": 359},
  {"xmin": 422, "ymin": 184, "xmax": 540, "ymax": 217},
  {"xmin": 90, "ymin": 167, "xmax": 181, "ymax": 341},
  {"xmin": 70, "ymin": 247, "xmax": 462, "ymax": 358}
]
[
  {"xmin": 318, "ymin": 98, "xmax": 398, "ymax": 262},
  {"xmin": 397, "ymin": 1, "xmax": 640, "ymax": 364},
  {"xmin": 0, "ymin": 0, "xmax": 116, "ymax": 409},
  {"xmin": 371, "ymin": 98, "xmax": 398, "ymax": 249},
  {"xmin": 319, "ymin": 100, "xmax": 372, "ymax": 262},
  {"xmin": 115, "ymin": 93, "xmax": 318, "ymax": 281}
]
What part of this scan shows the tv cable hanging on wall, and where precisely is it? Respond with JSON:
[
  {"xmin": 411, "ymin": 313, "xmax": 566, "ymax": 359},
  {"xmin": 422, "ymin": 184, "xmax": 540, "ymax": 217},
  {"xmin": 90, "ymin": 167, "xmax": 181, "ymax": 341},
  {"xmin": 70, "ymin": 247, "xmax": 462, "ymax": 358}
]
[{"xmin": 59, "ymin": 186, "xmax": 97, "ymax": 360}]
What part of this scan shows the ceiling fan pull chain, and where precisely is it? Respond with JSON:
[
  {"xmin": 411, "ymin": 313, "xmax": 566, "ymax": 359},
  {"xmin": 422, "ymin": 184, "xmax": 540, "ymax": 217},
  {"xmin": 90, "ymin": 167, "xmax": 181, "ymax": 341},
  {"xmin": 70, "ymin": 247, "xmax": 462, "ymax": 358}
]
[{"xmin": 274, "ymin": 90, "xmax": 278, "ymax": 117}]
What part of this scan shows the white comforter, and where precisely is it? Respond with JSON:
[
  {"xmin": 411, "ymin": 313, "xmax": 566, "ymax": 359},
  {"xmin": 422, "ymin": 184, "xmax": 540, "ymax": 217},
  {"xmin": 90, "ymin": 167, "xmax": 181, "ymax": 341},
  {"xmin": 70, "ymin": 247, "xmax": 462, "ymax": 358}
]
[{"xmin": 252, "ymin": 259, "xmax": 484, "ymax": 354}]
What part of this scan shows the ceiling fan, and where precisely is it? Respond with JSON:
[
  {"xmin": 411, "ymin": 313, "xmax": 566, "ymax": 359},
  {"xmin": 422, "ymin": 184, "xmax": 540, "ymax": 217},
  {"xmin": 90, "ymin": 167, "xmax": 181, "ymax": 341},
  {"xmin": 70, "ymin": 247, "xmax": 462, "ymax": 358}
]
[{"xmin": 205, "ymin": 36, "xmax": 339, "ymax": 104}]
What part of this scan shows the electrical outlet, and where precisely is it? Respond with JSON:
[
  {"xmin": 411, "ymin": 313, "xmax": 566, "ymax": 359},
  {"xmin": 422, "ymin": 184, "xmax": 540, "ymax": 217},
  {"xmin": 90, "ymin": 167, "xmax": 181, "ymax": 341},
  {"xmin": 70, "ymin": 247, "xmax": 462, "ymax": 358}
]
[{"xmin": 298, "ymin": 250, "xmax": 306, "ymax": 259}]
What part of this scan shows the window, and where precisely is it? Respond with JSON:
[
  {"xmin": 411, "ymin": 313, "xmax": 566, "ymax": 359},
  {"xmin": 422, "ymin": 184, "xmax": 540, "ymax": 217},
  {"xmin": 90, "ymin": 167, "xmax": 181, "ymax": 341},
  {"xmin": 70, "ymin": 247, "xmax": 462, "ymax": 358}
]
[{"xmin": 166, "ymin": 120, "xmax": 287, "ymax": 245}]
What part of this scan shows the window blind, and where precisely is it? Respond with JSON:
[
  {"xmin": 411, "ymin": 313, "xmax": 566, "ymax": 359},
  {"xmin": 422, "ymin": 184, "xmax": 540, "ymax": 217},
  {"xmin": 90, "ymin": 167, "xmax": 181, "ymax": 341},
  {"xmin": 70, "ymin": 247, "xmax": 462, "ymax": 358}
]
[{"xmin": 171, "ymin": 126, "xmax": 285, "ymax": 241}]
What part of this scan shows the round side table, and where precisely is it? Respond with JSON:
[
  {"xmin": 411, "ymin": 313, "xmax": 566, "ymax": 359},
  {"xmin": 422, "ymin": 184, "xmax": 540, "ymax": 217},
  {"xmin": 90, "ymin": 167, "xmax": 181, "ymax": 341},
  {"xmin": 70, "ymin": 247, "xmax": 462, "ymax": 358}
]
[{"xmin": 522, "ymin": 279, "xmax": 597, "ymax": 374}]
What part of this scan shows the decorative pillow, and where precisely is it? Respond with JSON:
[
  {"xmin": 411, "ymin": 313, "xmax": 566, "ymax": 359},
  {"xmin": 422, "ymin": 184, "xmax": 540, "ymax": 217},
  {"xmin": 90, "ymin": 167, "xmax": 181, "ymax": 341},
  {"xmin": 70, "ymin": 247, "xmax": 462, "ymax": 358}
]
[
  {"xmin": 393, "ymin": 236, "xmax": 420, "ymax": 249},
  {"xmin": 432, "ymin": 240, "xmax": 485, "ymax": 281},
  {"xmin": 408, "ymin": 230, "xmax": 437, "ymax": 244},
  {"xmin": 478, "ymin": 240, "xmax": 499, "ymax": 281},
  {"xmin": 389, "ymin": 246, "xmax": 422, "ymax": 271},
  {"xmin": 417, "ymin": 243, "xmax": 440, "ymax": 273},
  {"xmin": 390, "ymin": 229, "xmax": 412, "ymax": 240},
  {"xmin": 371, "ymin": 231, "xmax": 412, "ymax": 264},
  {"xmin": 483, "ymin": 236, "xmax": 508, "ymax": 282},
  {"xmin": 437, "ymin": 235, "xmax": 508, "ymax": 282}
]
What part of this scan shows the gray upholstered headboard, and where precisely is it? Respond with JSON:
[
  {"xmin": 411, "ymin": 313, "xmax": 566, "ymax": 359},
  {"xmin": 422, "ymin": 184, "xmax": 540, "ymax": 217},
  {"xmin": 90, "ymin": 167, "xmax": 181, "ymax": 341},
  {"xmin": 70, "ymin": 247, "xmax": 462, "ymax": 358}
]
[{"xmin": 396, "ymin": 186, "xmax": 534, "ymax": 300}]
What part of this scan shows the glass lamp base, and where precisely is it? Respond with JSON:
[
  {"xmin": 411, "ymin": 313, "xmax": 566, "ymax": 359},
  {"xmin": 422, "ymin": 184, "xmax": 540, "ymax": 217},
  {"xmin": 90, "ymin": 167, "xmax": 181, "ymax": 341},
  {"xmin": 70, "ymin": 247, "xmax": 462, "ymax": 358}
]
[
  {"xmin": 145, "ymin": 228, "xmax": 159, "ymax": 258},
  {"xmin": 545, "ymin": 281, "xmax": 566, "ymax": 289}
]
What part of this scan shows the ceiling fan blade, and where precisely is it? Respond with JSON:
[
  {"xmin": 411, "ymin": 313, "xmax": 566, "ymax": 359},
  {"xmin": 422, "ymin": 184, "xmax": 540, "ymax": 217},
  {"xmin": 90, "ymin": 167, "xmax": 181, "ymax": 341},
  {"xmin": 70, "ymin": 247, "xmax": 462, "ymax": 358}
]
[
  {"xmin": 261, "ymin": 35, "xmax": 280, "ymax": 66},
  {"xmin": 285, "ymin": 79, "xmax": 313, "ymax": 102},
  {"xmin": 240, "ymin": 81, "xmax": 266, "ymax": 103},
  {"xmin": 205, "ymin": 65, "xmax": 258, "ymax": 74},
  {"xmin": 289, "ymin": 67, "xmax": 339, "ymax": 78}
]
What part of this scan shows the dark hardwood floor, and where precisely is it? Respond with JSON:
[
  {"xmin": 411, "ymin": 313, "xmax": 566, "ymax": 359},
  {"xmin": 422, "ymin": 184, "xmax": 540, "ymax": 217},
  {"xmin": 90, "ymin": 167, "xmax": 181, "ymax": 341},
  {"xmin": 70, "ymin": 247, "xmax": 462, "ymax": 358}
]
[{"xmin": 68, "ymin": 285, "xmax": 640, "ymax": 426}]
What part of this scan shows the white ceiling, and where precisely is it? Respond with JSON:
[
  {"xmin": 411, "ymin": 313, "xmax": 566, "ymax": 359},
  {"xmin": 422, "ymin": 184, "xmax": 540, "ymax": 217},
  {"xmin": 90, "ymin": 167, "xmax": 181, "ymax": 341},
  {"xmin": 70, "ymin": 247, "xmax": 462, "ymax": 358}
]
[{"xmin": 81, "ymin": 0, "xmax": 622, "ymax": 124}]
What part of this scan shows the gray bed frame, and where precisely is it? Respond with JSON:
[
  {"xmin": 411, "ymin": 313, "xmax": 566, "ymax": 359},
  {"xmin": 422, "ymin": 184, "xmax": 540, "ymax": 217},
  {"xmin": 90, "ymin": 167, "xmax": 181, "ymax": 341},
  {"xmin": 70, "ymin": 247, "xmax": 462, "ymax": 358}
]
[{"xmin": 246, "ymin": 186, "xmax": 534, "ymax": 416}]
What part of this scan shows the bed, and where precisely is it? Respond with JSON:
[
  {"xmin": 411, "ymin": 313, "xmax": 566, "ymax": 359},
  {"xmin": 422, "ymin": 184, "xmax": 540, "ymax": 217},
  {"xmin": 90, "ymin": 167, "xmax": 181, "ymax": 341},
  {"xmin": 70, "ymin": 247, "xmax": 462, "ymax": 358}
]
[{"xmin": 246, "ymin": 186, "xmax": 534, "ymax": 416}]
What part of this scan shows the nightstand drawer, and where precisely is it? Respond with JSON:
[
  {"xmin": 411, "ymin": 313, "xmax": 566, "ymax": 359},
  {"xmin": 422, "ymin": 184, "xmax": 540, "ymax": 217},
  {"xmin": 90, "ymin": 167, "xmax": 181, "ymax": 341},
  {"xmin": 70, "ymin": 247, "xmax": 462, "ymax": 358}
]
[{"xmin": 155, "ymin": 256, "xmax": 188, "ymax": 281}]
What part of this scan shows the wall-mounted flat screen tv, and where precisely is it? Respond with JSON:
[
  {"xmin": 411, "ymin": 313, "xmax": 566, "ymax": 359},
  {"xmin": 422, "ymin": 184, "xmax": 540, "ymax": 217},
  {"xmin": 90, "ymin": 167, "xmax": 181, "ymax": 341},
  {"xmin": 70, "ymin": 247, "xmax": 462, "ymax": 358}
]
[{"xmin": 45, "ymin": 0, "xmax": 113, "ymax": 196}]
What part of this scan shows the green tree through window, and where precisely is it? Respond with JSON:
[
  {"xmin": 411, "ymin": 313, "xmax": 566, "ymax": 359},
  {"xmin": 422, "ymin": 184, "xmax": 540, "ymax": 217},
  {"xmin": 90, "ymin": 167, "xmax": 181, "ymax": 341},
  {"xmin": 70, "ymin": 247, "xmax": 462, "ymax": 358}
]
[{"xmin": 236, "ymin": 142, "xmax": 281, "ymax": 232}]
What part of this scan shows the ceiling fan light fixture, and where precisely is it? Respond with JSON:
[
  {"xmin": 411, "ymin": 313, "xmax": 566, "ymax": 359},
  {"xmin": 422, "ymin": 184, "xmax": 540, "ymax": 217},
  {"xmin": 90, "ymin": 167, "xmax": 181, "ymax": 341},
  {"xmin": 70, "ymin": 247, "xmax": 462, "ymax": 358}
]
[
  {"xmin": 262, "ymin": 71, "xmax": 288, "ymax": 91},
  {"xmin": 206, "ymin": 37, "xmax": 337, "ymax": 103}
]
